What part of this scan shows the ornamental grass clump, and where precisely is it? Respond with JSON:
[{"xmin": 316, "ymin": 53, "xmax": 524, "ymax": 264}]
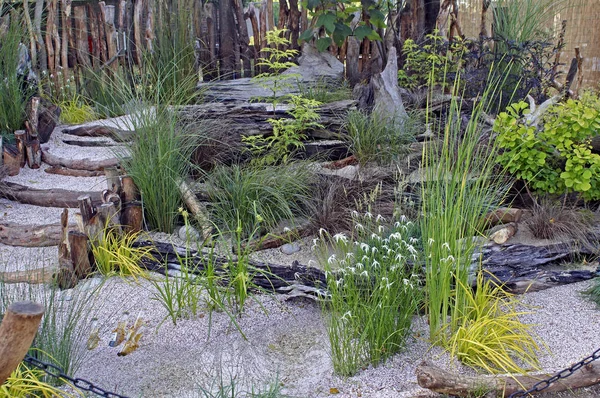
[
  {"xmin": 315, "ymin": 213, "xmax": 422, "ymax": 376},
  {"xmin": 448, "ymin": 274, "xmax": 541, "ymax": 374},
  {"xmin": 421, "ymin": 71, "xmax": 509, "ymax": 342}
]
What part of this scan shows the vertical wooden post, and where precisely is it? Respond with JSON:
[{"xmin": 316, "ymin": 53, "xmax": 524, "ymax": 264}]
[
  {"xmin": 73, "ymin": 5, "xmax": 91, "ymax": 67},
  {"xmin": 45, "ymin": 0, "xmax": 57, "ymax": 72},
  {"xmin": 87, "ymin": 3, "xmax": 100, "ymax": 69},
  {"xmin": 0, "ymin": 301, "xmax": 45, "ymax": 385},
  {"xmin": 61, "ymin": 0, "xmax": 72, "ymax": 72},
  {"xmin": 133, "ymin": 0, "xmax": 143, "ymax": 65}
]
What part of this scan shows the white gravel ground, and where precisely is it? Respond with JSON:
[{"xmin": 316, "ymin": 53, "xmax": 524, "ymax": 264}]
[{"xmin": 36, "ymin": 277, "xmax": 600, "ymax": 398}]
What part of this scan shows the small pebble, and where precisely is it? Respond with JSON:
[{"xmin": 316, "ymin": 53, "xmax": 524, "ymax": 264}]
[{"xmin": 280, "ymin": 243, "xmax": 301, "ymax": 255}]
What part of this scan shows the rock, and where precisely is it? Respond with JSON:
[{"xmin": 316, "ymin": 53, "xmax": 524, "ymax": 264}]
[
  {"xmin": 302, "ymin": 140, "xmax": 348, "ymax": 161},
  {"xmin": 199, "ymin": 43, "xmax": 344, "ymax": 104},
  {"xmin": 484, "ymin": 207, "xmax": 523, "ymax": 226},
  {"xmin": 489, "ymin": 222, "xmax": 518, "ymax": 245},
  {"xmin": 178, "ymin": 225, "xmax": 201, "ymax": 242},
  {"xmin": 283, "ymin": 43, "xmax": 344, "ymax": 82},
  {"xmin": 280, "ymin": 242, "xmax": 301, "ymax": 255},
  {"xmin": 371, "ymin": 47, "xmax": 408, "ymax": 126}
]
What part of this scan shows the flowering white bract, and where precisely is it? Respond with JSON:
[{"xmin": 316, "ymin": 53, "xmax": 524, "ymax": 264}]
[{"xmin": 334, "ymin": 233, "xmax": 348, "ymax": 243}]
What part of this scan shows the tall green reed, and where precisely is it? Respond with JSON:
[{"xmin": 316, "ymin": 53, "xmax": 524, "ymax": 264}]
[
  {"xmin": 0, "ymin": 15, "xmax": 32, "ymax": 136},
  {"xmin": 420, "ymin": 71, "xmax": 509, "ymax": 342}
]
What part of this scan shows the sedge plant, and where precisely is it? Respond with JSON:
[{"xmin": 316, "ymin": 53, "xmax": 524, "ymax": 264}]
[
  {"xmin": 90, "ymin": 225, "xmax": 153, "ymax": 281},
  {"xmin": 315, "ymin": 213, "xmax": 422, "ymax": 376},
  {"xmin": 448, "ymin": 273, "xmax": 541, "ymax": 373},
  {"xmin": 0, "ymin": 363, "xmax": 72, "ymax": 397}
]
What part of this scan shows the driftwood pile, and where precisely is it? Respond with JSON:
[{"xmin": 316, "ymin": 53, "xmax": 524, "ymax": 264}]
[
  {"xmin": 54, "ymin": 170, "xmax": 143, "ymax": 289},
  {"xmin": 2, "ymin": 98, "xmax": 46, "ymax": 176}
]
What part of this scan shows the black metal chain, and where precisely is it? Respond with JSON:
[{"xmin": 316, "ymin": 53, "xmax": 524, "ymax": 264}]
[
  {"xmin": 22, "ymin": 355, "xmax": 129, "ymax": 398},
  {"xmin": 509, "ymin": 347, "xmax": 600, "ymax": 397}
]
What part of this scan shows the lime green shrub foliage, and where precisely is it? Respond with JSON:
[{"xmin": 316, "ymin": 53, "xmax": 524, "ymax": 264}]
[
  {"xmin": 315, "ymin": 214, "xmax": 422, "ymax": 376},
  {"xmin": 495, "ymin": 98, "xmax": 600, "ymax": 200},
  {"xmin": 448, "ymin": 274, "xmax": 540, "ymax": 374},
  {"xmin": 398, "ymin": 30, "xmax": 468, "ymax": 90},
  {"xmin": 244, "ymin": 95, "xmax": 323, "ymax": 165}
]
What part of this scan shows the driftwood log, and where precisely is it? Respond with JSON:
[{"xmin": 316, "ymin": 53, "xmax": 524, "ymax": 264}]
[
  {"xmin": 132, "ymin": 239, "xmax": 599, "ymax": 299},
  {"xmin": 135, "ymin": 240, "xmax": 328, "ymax": 299},
  {"xmin": 61, "ymin": 125, "xmax": 134, "ymax": 142},
  {"xmin": 42, "ymin": 149, "xmax": 121, "ymax": 171},
  {"xmin": 416, "ymin": 361, "xmax": 600, "ymax": 397},
  {"xmin": 0, "ymin": 267, "xmax": 57, "ymax": 284},
  {"xmin": 0, "ymin": 182, "xmax": 103, "ymax": 207},
  {"xmin": 45, "ymin": 166, "xmax": 105, "ymax": 177},
  {"xmin": 477, "ymin": 242, "xmax": 599, "ymax": 293},
  {"xmin": 62, "ymin": 139, "xmax": 119, "ymax": 147},
  {"xmin": 0, "ymin": 222, "xmax": 75, "ymax": 247},
  {"xmin": 0, "ymin": 301, "xmax": 45, "ymax": 385},
  {"xmin": 177, "ymin": 100, "xmax": 357, "ymax": 139}
]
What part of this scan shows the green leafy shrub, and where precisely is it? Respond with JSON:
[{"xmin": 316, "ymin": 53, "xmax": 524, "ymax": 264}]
[
  {"xmin": 495, "ymin": 98, "xmax": 600, "ymax": 200},
  {"xmin": 315, "ymin": 214, "xmax": 422, "ymax": 376},
  {"xmin": 243, "ymin": 95, "xmax": 322, "ymax": 165}
]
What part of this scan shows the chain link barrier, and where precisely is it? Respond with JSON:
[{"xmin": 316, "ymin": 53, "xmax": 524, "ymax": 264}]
[
  {"xmin": 509, "ymin": 347, "xmax": 600, "ymax": 397},
  {"xmin": 22, "ymin": 355, "xmax": 129, "ymax": 398}
]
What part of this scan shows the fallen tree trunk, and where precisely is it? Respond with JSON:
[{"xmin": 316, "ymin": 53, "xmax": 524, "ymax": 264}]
[
  {"xmin": 0, "ymin": 222, "xmax": 75, "ymax": 247},
  {"xmin": 177, "ymin": 100, "xmax": 356, "ymax": 140},
  {"xmin": 476, "ymin": 241, "xmax": 599, "ymax": 293},
  {"xmin": 42, "ymin": 150, "xmax": 122, "ymax": 171},
  {"xmin": 0, "ymin": 182, "xmax": 103, "ymax": 207},
  {"xmin": 416, "ymin": 361, "xmax": 600, "ymax": 397}
]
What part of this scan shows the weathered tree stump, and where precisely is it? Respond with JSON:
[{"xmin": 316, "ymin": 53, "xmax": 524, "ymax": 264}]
[{"xmin": 0, "ymin": 301, "xmax": 45, "ymax": 385}]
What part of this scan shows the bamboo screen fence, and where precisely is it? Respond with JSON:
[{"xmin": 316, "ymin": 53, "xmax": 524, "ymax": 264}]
[{"xmin": 457, "ymin": 0, "xmax": 600, "ymax": 89}]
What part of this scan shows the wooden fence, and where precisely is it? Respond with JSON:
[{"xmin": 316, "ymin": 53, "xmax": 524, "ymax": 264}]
[{"xmin": 1, "ymin": 0, "xmax": 598, "ymax": 86}]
